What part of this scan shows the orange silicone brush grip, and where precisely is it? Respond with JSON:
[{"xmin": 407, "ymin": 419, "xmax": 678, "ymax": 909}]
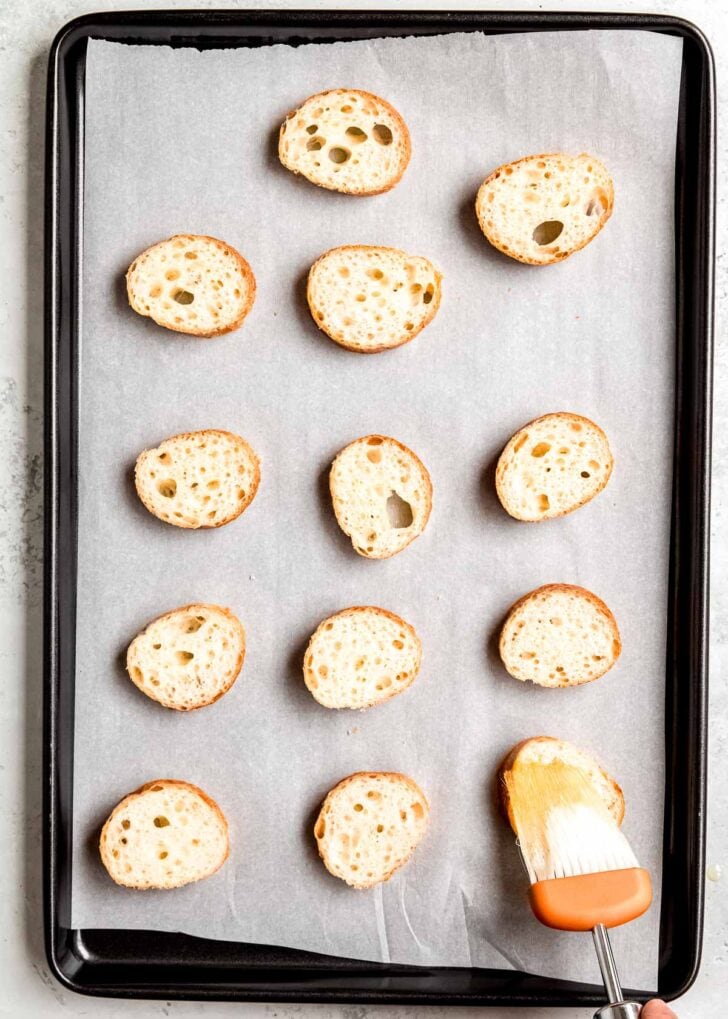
[{"xmin": 529, "ymin": 868, "xmax": 652, "ymax": 931}]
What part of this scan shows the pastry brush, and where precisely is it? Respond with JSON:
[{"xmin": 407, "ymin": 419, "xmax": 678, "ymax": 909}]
[{"xmin": 503, "ymin": 760, "xmax": 653, "ymax": 1019}]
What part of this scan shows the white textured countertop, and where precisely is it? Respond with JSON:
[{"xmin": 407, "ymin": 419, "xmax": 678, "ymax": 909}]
[{"xmin": 0, "ymin": 1, "xmax": 724, "ymax": 1015}]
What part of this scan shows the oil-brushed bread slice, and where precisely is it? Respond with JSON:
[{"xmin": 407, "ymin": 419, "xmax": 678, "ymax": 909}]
[
  {"xmin": 496, "ymin": 412, "xmax": 613, "ymax": 521},
  {"xmin": 126, "ymin": 234, "xmax": 256, "ymax": 337},
  {"xmin": 99, "ymin": 779, "xmax": 229, "ymax": 889},
  {"xmin": 307, "ymin": 245, "xmax": 442, "ymax": 353},
  {"xmin": 314, "ymin": 772, "xmax": 429, "ymax": 888},
  {"xmin": 499, "ymin": 584, "xmax": 621, "ymax": 688},
  {"xmin": 135, "ymin": 429, "xmax": 260, "ymax": 529},
  {"xmin": 127, "ymin": 603, "xmax": 245, "ymax": 710},
  {"xmin": 498, "ymin": 737, "xmax": 625, "ymax": 831},
  {"xmin": 329, "ymin": 434, "xmax": 432, "ymax": 558},
  {"xmin": 278, "ymin": 89, "xmax": 411, "ymax": 195},
  {"xmin": 475, "ymin": 153, "xmax": 614, "ymax": 265},
  {"xmin": 304, "ymin": 606, "xmax": 421, "ymax": 709}
]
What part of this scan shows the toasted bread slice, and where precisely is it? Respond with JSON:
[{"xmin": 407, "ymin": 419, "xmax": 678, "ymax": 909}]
[
  {"xmin": 126, "ymin": 603, "xmax": 245, "ymax": 710},
  {"xmin": 278, "ymin": 89, "xmax": 411, "ymax": 195},
  {"xmin": 304, "ymin": 606, "xmax": 421, "ymax": 710},
  {"xmin": 499, "ymin": 584, "xmax": 621, "ymax": 688},
  {"xmin": 314, "ymin": 772, "xmax": 429, "ymax": 888},
  {"xmin": 498, "ymin": 737, "xmax": 625, "ymax": 832},
  {"xmin": 99, "ymin": 779, "xmax": 229, "ymax": 889},
  {"xmin": 329, "ymin": 435, "xmax": 432, "ymax": 558},
  {"xmin": 496, "ymin": 412, "xmax": 613, "ymax": 521},
  {"xmin": 126, "ymin": 234, "xmax": 256, "ymax": 337},
  {"xmin": 307, "ymin": 245, "xmax": 442, "ymax": 353},
  {"xmin": 135, "ymin": 429, "xmax": 260, "ymax": 529},
  {"xmin": 475, "ymin": 153, "xmax": 613, "ymax": 265}
]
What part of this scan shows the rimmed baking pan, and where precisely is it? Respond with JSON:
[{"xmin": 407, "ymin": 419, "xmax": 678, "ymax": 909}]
[{"xmin": 44, "ymin": 9, "xmax": 714, "ymax": 1005}]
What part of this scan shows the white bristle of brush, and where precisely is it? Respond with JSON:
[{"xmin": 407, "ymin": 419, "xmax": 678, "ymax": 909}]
[{"xmin": 505, "ymin": 762, "xmax": 639, "ymax": 885}]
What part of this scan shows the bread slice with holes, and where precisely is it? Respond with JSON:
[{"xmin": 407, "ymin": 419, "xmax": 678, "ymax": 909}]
[
  {"xmin": 329, "ymin": 435, "xmax": 432, "ymax": 558},
  {"xmin": 304, "ymin": 606, "xmax": 421, "ymax": 710},
  {"xmin": 126, "ymin": 234, "xmax": 256, "ymax": 337},
  {"xmin": 99, "ymin": 779, "xmax": 229, "ymax": 889},
  {"xmin": 135, "ymin": 429, "xmax": 260, "ymax": 529},
  {"xmin": 278, "ymin": 89, "xmax": 411, "ymax": 195},
  {"xmin": 127, "ymin": 603, "xmax": 245, "ymax": 711},
  {"xmin": 307, "ymin": 245, "xmax": 442, "ymax": 353},
  {"xmin": 499, "ymin": 584, "xmax": 621, "ymax": 688},
  {"xmin": 475, "ymin": 153, "xmax": 614, "ymax": 265},
  {"xmin": 498, "ymin": 737, "xmax": 625, "ymax": 831},
  {"xmin": 314, "ymin": 772, "xmax": 429, "ymax": 888},
  {"xmin": 496, "ymin": 412, "xmax": 613, "ymax": 521}
]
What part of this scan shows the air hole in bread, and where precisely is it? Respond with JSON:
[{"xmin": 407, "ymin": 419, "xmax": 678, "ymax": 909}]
[
  {"xmin": 386, "ymin": 492, "xmax": 414, "ymax": 529},
  {"xmin": 154, "ymin": 816, "xmax": 170, "ymax": 828},
  {"xmin": 423, "ymin": 284, "xmax": 434, "ymax": 305},
  {"xmin": 184, "ymin": 251, "xmax": 197, "ymax": 260},
  {"xmin": 185, "ymin": 618, "xmax": 203, "ymax": 633},
  {"xmin": 367, "ymin": 449, "xmax": 382, "ymax": 464},
  {"xmin": 157, "ymin": 479, "xmax": 176, "ymax": 499},
  {"xmin": 150, "ymin": 285, "xmax": 162, "ymax": 297},
  {"xmin": 373, "ymin": 124, "xmax": 393, "ymax": 145},
  {"xmin": 353, "ymin": 803, "xmax": 364, "ymax": 812},
  {"xmin": 152, "ymin": 643, "xmax": 161, "ymax": 650},
  {"xmin": 172, "ymin": 289, "xmax": 194, "ymax": 305},
  {"xmin": 367, "ymin": 268, "xmax": 385, "ymax": 281},
  {"xmin": 329, "ymin": 147, "xmax": 350, "ymax": 164},
  {"xmin": 581, "ymin": 470, "xmax": 591, "ymax": 478},
  {"xmin": 514, "ymin": 433, "xmax": 529, "ymax": 453},
  {"xmin": 411, "ymin": 802, "xmax": 425, "ymax": 820},
  {"xmin": 346, "ymin": 126, "xmax": 367, "ymax": 142},
  {"xmin": 404, "ymin": 322, "xmax": 414, "ymax": 331},
  {"xmin": 586, "ymin": 188, "xmax": 609, "ymax": 216},
  {"xmin": 376, "ymin": 824, "xmax": 384, "ymax": 833},
  {"xmin": 538, "ymin": 494, "xmax": 550, "ymax": 512},
  {"xmin": 306, "ymin": 124, "xmax": 318, "ymax": 134},
  {"xmin": 367, "ymin": 436, "xmax": 383, "ymax": 446},
  {"xmin": 176, "ymin": 650, "xmax": 194, "ymax": 663},
  {"xmin": 392, "ymin": 639, "xmax": 404, "ymax": 649},
  {"xmin": 531, "ymin": 442, "xmax": 551, "ymax": 458},
  {"xmin": 533, "ymin": 221, "xmax": 564, "ymax": 246},
  {"xmin": 306, "ymin": 136, "xmax": 325, "ymax": 151},
  {"xmin": 121, "ymin": 819, "xmax": 131, "ymax": 830},
  {"xmin": 158, "ymin": 851, "xmax": 168, "ymax": 859},
  {"xmin": 166, "ymin": 269, "xmax": 180, "ymax": 281}
]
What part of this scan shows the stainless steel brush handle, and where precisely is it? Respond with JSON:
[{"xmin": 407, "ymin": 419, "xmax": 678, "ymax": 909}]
[{"xmin": 592, "ymin": 925, "xmax": 642, "ymax": 1019}]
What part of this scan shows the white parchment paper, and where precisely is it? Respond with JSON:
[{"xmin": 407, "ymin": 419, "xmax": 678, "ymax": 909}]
[{"xmin": 73, "ymin": 29, "xmax": 683, "ymax": 989}]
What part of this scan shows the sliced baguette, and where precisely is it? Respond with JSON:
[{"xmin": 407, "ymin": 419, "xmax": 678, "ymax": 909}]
[
  {"xmin": 99, "ymin": 779, "xmax": 229, "ymax": 889},
  {"xmin": 278, "ymin": 89, "xmax": 411, "ymax": 195},
  {"xmin": 475, "ymin": 152, "xmax": 614, "ymax": 265},
  {"xmin": 329, "ymin": 435, "xmax": 432, "ymax": 559},
  {"xmin": 126, "ymin": 234, "xmax": 256, "ymax": 337},
  {"xmin": 126, "ymin": 603, "xmax": 245, "ymax": 711},
  {"xmin": 304, "ymin": 606, "xmax": 421, "ymax": 710},
  {"xmin": 498, "ymin": 737, "xmax": 625, "ymax": 832},
  {"xmin": 307, "ymin": 245, "xmax": 442, "ymax": 353},
  {"xmin": 135, "ymin": 429, "xmax": 260, "ymax": 529},
  {"xmin": 496, "ymin": 412, "xmax": 613, "ymax": 522},
  {"xmin": 314, "ymin": 772, "xmax": 429, "ymax": 888},
  {"xmin": 499, "ymin": 584, "xmax": 621, "ymax": 688}
]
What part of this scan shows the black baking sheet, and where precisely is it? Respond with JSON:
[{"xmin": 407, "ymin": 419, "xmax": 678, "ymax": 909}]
[{"xmin": 44, "ymin": 9, "xmax": 714, "ymax": 1006}]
